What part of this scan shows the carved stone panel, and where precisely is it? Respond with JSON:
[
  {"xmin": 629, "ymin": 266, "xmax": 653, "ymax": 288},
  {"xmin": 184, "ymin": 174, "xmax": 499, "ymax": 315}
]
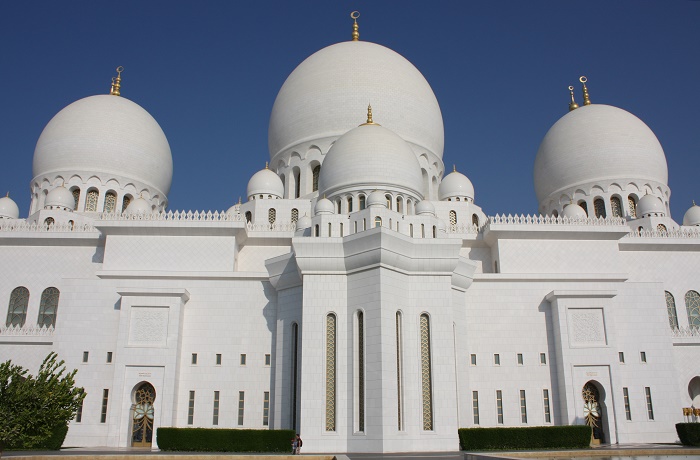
[{"xmin": 128, "ymin": 306, "xmax": 169, "ymax": 347}]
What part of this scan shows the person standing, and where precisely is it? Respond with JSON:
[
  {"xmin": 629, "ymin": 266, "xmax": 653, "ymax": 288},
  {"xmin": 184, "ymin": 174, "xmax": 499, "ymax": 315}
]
[{"xmin": 295, "ymin": 434, "xmax": 302, "ymax": 454}]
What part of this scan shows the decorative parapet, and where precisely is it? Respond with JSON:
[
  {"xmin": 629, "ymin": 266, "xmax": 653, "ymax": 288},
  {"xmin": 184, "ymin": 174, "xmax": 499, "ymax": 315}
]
[
  {"xmin": 485, "ymin": 214, "xmax": 626, "ymax": 228},
  {"xmin": 98, "ymin": 210, "xmax": 243, "ymax": 222},
  {"xmin": 246, "ymin": 222, "xmax": 296, "ymax": 232},
  {"xmin": 0, "ymin": 222, "xmax": 94, "ymax": 233},
  {"xmin": 627, "ymin": 228, "xmax": 700, "ymax": 239},
  {"xmin": 671, "ymin": 326, "xmax": 700, "ymax": 338},
  {"xmin": 0, "ymin": 325, "xmax": 55, "ymax": 336},
  {"xmin": 445, "ymin": 224, "xmax": 480, "ymax": 235}
]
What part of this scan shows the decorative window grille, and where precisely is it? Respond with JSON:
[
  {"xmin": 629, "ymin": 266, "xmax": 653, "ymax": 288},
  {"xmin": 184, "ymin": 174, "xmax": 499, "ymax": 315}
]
[
  {"xmin": 610, "ymin": 196, "xmax": 622, "ymax": 217},
  {"xmin": 101, "ymin": 389, "xmax": 109, "ymax": 423},
  {"xmin": 520, "ymin": 390, "xmax": 528, "ymax": 423},
  {"xmin": 104, "ymin": 192, "xmax": 117, "ymax": 213},
  {"xmin": 72, "ymin": 188, "xmax": 80, "ymax": 210},
  {"xmin": 543, "ymin": 389, "xmax": 551, "ymax": 423},
  {"xmin": 37, "ymin": 287, "xmax": 59, "ymax": 328},
  {"xmin": 6, "ymin": 286, "xmax": 29, "ymax": 327},
  {"xmin": 85, "ymin": 190, "xmax": 99, "ymax": 212},
  {"xmin": 268, "ymin": 208, "xmax": 276, "ymax": 225},
  {"xmin": 213, "ymin": 391, "xmax": 220, "ymax": 425},
  {"xmin": 496, "ymin": 390, "xmax": 503, "ymax": 424},
  {"xmin": 291, "ymin": 208, "xmax": 299, "ymax": 223},
  {"xmin": 594, "ymin": 198, "xmax": 606, "ymax": 218},
  {"xmin": 578, "ymin": 201, "xmax": 589, "ymax": 216},
  {"xmin": 359, "ymin": 195, "xmax": 366, "ymax": 210},
  {"xmin": 665, "ymin": 291, "xmax": 679, "ymax": 329},
  {"xmin": 472, "ymin": 214, "xmax": 479, "ymax": 227},
  {"xmin": 628, "ymin": 196, "xmax": 637, "ymax": 218},
  {"xmin": 420, "ymin": 314, "xmax": 433, "ymax": 430},
  {"xmin": 623, "ymin": 387, "xmax": 632, "ymax": 420},
  {"xmin": 685, "ymin": 290, "xmax": 700, "ymax": 329},
  {"xmin": 122, "ymin": 195, "xmax": 131, "ymax": 212},
  {"xmin": 357, "ymin": 311, "xmax": 365, "ymax": 432},
  {"xmin": 657, "ymin": 224, "xmax": 667, "ymax": 232},
  {"xmin": 325, "ymin": 314, "xmax": 337, "ymax": 431},
  {"xmin": 187, "ymin": 391, "xmax": 195, "ymax": 425},
  {"xmin": 449, "ymin": 210, "xmax": 457, "ymax": 226},
  {"xmin": 395, "ymin": 312, "xmax": 404, "ymax": 431},
  {"xmin": 374, "ymin": 216, "xmax": 382, "ymax": 228},
  {"xmin": 263, "ymin": 391, "xmax": 270, "ymax": 426},
  {"xmin": 44, "ymin": 217, "xmax": 54, "ymax": 227},
  {"xmin": 645, "ymin": 387, "xmax": 654, "ymax": 420},
  {"xmin": 238, "ymin": 391, "xmax": 245, "ymax": 425},
  {"xmin": 472, "ymin": 391, "xmax": 480, "ymax": 425},
  {"xmin": 312, "ymin": 165, "xmax": 320, "ymax": 192}
]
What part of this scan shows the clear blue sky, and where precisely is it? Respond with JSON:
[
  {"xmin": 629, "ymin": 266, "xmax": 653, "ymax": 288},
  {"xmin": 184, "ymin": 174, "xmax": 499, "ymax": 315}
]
[{"xmin": 1, "ymin": 1, "xmax": 698, "ymax": 219}]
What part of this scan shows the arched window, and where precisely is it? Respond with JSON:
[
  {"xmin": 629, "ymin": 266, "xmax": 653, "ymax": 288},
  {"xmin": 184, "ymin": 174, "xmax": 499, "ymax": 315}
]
[
  {"xmin": 356, "ymin": 311, "xmax": 365, "ymax": 432},
  {"xmin": 420, "ymin": 313, "xmax": 433, "ymax": 430},
  {"xmin": 385, "ymin": 194, "xmax": 392, "ymax": 210},
  {"xmin": 328, "ymin": 222, "xmax": 332, "ymax": 236},
  {"xmin": 347, "ymin": 197, "xmax": 353, "ymax": 213},
  {"xmin": 472, "ymin": 214, "xmax": 479, "ymax": 227},
  {"xmin": 312, "ymin": 165, "xmax": 320, "ymax": 192},
  {"xmin": 421, "ymin": 224, "xmax": 425, "ymax": 238},
  {"xmin": 628, "ymin": 196, "xmax": 637, "ymax": 218},
  {"xmin": 291, "ymin": 208, "xmax": 299, "ymax": 223},
  {"xmin": 395, "ymin": 311, "xmax": 404, "ymax": 431},
  {"xmin": 336, "ymin": 199, "xmax": 341, "ymax": 214},
  {"xmin": 610, "ymin": 196, "xmax": 622, "ymax": 217},
  {"xmin": 397, "ymin": 197, "xmax": 403, "ymax": 214},
  {"xmin": 104, "ymin": 191, "xmax": 117, "ymax": 213},
  {"xmin": 657, "ymin": 224, "xmax": 667, "ymax": 233},
  {"xmin": 552, "ymin": 210, "xmax": 559, "ymax": 218},
  {"xmin": 593, "ymin": 198, "xmax": 606, "ymax": 218},
  {"xmin": 6, "ymin": 287, "xmax": 29, "ymax": 327},
  {"xmin": 409, "ymin": 224, "xmax": 414, "ymax": 237},
  {"xmin": 71, "ymin": 188, "xmax": 80, "ymax": 210},
  {"xmin": 407, "ymin": 199, "xmax": 413, "ymax": 215},
  {"xmin": 85, "ymin": 189, "xmax": 99, "ymax": 212},
  {"xmin": 359, "ymin": 195, "xmax": 366, "ymax": 210},
  {"xmin": 315, "ymin": 224, "xmax": 320, "ymax": 237},
  {"xmin": 432, "ymin": 226, "xmax": 437, "ymax": 238},
  {"xmin": 449, "ymin": 210, "xmax": 457, "ymax": 226},
  {"xmin": 685, "ymin": 290, "xmax": 700, "ymax": 329},
  {"xmin": 294, "ymin": 170, "xmax": 301, "ymax": 199},
  {"xmin": 44, "ymin": 217, "xmax": 55, "ymax": 227},
  {"xmin": 268, "ymin": 208, "xmax": 276, "ymax": 225},
  {"xmin": 638, "ymin": 226, "xmax": 644, "ymax": 233},
  {"xmin": 456, "ymin": 197, "xmax": 460, "ymax": 202},
  {"xmin": 326, "ymin": 313, "xmax": 337, "ymax": 431},
  {"xmin": 37, "ymin": 287, "xmax": 59, "ymax": 328},
  {"xmin": 245, "ymin": 211, "xmax": 252, "ymax": 223},
  {"xmin": 362, "ymin": 219, "xmax": 366, "ymax": 231},
  {"xmin": 122, "ymin": 195, "xmax": 132, "ymax": 213},
  {"xmin": 374, "ymin": 216, "xmax": 382, "ymax": 228},
  {"xmin": 578, "ymin": 201, "xmax": 589, "ymax": 217},
  {"xmin": 665, "ymin": 291, "xmax": 679, "ymax": 329}
]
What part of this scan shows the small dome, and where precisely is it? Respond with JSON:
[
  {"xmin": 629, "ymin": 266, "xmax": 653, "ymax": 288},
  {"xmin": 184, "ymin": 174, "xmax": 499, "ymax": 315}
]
[
  {"xmin": 296, "ymin": 214, "xmax": 312, "ymax": 230},
  {"xmin": 315, "ymin": 197, "xmax": 334, "ymax": 215},
  {"xmin": 226, "ymin": 204, "xmax": 240, "ymax": 215},
  {"xmin": 44, "ymin": 186, "xmax": 75, "ymax": 211},
  {"xmin": 125, "ymin": 197, "xmax": 151, "ymax": 215},
  {"xmin": 562, "ymin": 203, "xmax": 587, "ymax": 219},
  {"xmin": 0, "ymin": 195, "xmax": 20, "ymax": 219},
  {"xmin": 637, "ymin": 194, "xmax": 666, "ymax": 217},
  {"xmin": 438, "ymin": 170, "xmax": 474, "ymax": 201},
  {"xmin": 247, "ymin": 167, "xmax": 284, "ymax": 199},
  {"xmin": 415, "ymin": 200, "xmax": 436, "ymax": 216},
  {"xmin": 683, "ymin": 203, "xmax": 700, "ymax": 226},
  {"xmin": 367, "ymin": 191, "xmax": 386, "ymax": 208}
]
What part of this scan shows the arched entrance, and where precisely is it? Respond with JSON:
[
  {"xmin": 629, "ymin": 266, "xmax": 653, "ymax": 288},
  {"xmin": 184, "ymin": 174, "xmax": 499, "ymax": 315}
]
[
  {"xmin": 689, "ymin": 376, "xmax": 700, "ymax": 407},
  {"xmin": 582, "ymin": 381, "xmax": 605, "ymax": 445},
  {"xmin": 131, "ymin": 382, "xmax": 156, "ymax": 447}
]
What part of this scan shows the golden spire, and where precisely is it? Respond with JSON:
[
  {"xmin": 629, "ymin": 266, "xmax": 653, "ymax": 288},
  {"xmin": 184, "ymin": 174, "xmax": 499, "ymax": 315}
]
[
  {"xmin": 453, "ymin": 165, "xmax": 456, "ymax": 172},
  {"xmin": 360, "ymin": 104, "xmax": 380, "ymax": 126},
  {"xmin": 580, "ymin": 76, "xmax": 591, "ymax": 106},
  {"xmin": 568, "ymin": 85, "xmax": 579, "ymax": 111},
  {"xmin": 110, "ymin": 66, "xmax": 124, "ymax": 96},
  {"xmin": 351, "ymin": 11, "xmax": 360, "ymax": 41},
  {"xmin": 265, "ymin": 162, "xmax": 269, "ymax": 169}
]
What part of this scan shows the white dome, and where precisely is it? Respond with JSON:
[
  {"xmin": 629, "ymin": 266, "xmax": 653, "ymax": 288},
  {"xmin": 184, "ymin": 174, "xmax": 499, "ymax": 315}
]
[
  {"xmin": 562, "ymin": 203, "xmax": 587, "ymax": 219},
  {"xmin": 367, "ymin": 190, "xmax": 387, "ymax": 208},
  {"xmin": 296, "ymin": 214, "xmax": 312, "ymax": 230},
  {"xmin": 637, "ymin": 194, "xmax": 666, "ymax": 217},
  {"xmin": 415, "ymin": 200, "xmax": 436, "ymax": 216},
  {"xmin": 683, "ymin": 203, "xmax": 700, "ymax": 226},
  {"xmin": 269, "ymin": 41, "xmax": 444, "ymax": 161},
  {"xmin": 438, "ymin": 170, "xmax": 474, "ymax": 201},
  {"xmin": 315, "ymin": 197, "xmax": 334, "ymax": 215},
  {"xmin": 247, "ymin": 167, "xmax": 284, "ymax": 199},
  {"xmin": 125, "ymin": 197, "xmax": 151, "ymax": 215},
  {"xmin": 318, "ymin": 124, "xmax": 423, "ymax": 200},
  {"xmin": 33, "ymin": 95, "xmax": 173, "ymax": 196},
  {"xmin": 44, "ymin": 186, "xmax": 75, "ymax": 210},
  {"xmin": 0, "ymin": 195, "xmax": 19, "ymax": 219},
  {"xmin": 534, "ymin": 104, "xmax": 668, "ymax": 203}
]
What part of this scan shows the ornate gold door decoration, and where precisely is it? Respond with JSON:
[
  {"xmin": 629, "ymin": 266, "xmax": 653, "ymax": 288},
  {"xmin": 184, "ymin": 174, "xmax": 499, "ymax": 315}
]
[
  {"xmin": 132, "ymin": 382, "xmax": 156, "ymax": 447},
  {"xmin": 582, "ymin": 382, "xmax": 604, "ymax": 444}
]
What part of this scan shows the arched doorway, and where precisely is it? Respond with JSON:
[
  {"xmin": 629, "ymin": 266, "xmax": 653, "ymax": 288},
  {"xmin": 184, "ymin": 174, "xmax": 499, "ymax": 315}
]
[
  {"xmin": 131, "ymin": 382, "xmax": 156, "ymax": 447},
  {"xmin": 582, "ymin": 381, "xmax": 605, "ymax": 445},
  {"xmin": 689, "ymin": 376, "xmax": 700, "ymax": 406}
]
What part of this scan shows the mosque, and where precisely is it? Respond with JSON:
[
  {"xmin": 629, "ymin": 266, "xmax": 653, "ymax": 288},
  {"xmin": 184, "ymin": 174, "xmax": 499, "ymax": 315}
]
[{"xmin": 1, "ymin": 13, "xmax": 699, "ymax": 453}]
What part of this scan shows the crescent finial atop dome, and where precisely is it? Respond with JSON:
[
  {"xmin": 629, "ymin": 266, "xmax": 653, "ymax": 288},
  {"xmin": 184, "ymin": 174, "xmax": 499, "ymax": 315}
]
[
  {"xmin": 568, "ymin": 85, "xmax": 579, "ymax": 112},
  {"xmin": 351, "ymin": 11, "xmax": 360, "ymax": 41},
  {"xmin": 110, "ymin": 66, "xmax": 124, "ymax": 96},
  {"xmin": 361, "ymin": 104, "xmax": 380, "ymax": 126},
  {"xmin": 580, "ymin": 76, "xmax": 591, "ymax": 106}
]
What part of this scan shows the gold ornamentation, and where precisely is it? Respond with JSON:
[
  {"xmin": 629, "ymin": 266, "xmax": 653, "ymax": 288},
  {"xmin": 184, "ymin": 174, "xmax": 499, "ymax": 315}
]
[
  {"xmin": 569, "ymin": 85, "xmax": 579, "ymax": 111},
  {"xmin": 420, "ymin": 314, "xmax": 433, "ymax": 430},
  {"xmin": 132, "ymin": 383, "xmax": 156, "ymax": 446},
  {"xmin": 360, "ymin": 104, "xmax": 380, "ymax": 126},
  {"xmin": 326, "ymin": 314, "xmax": 337, "ymax": 431},
  {"xmin": 582, "ymin": 383, "xmax": 600, "ymax": 429},
  {"xmin": 110, "ymin": 66, "xmax": 124, "ymax": 96},
  {"xmin": 580, "ymin": 76, "xmax": 591, "ymax": 106},
  {"xmin": 351, "ymin": 11, "xmax": 360, "ymax": 41}
]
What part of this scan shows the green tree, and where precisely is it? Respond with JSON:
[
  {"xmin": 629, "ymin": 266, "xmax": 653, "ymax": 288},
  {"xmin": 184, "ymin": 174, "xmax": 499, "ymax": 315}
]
[{"xmin": 0, "ymin": 352, "xmax": 85, "ymax": 456}]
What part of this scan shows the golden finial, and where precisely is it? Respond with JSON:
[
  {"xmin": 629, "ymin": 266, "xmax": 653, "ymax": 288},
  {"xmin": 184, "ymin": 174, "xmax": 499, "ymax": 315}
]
[
  {"xmin": 580, "ymin": 76, "xmax": 591, "ymax": 106},
  {"xmin": 568, "ymin": 85, "xmax": 579, "ymax": 111},
  {"xmin": 360, "ymin": 104, "xmax": 380, "ymax": 126},
  {"xmin": 5, "ymin": 192, "xmax": 8, "ymax": 197},
  {"xmin": 453, "ymin": 165, "xmax": 456, "ymax": 172},
  {"xmin": 238, "ymin": 196, "xmax": 242, "ymax": 205},
  {"xmin": 265, "ymin": 162, "xmax": 269, "ymax": 169},
  {"xmin": 351, "ymin": 11, "xmax": 360, "ymax": 41},
  {"xmin": 110, "ymin": 66, "xmax": 124, "ymax": 96}
]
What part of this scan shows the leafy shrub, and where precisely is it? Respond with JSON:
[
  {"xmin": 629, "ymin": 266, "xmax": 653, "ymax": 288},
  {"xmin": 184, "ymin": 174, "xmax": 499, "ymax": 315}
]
[
  {"xmin": 157, "ymin": 427, "xmax": 296, "ymax": 452},
  {"xmin": 676, "ymin": 423, "xmax": 700, "ymax": 446},
  {"xmin": 6, "ymin": 423, "xmax": 68, "ymax": 450},
  {"xmin": 459, "ymin": 425, "xmax": 591, "ymax": 450}
]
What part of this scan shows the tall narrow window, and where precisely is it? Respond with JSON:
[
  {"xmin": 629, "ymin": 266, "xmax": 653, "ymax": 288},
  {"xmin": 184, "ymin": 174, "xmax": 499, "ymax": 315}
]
[
  {"xmin": 213, "ymin": 391, "xmax": 220, "ymax": 425},
  {"xmin": 385, "ymin": 194, "xmax": 392, "ymax": 209},
  {"xmin": 268, "ymin": 208, "xmax": 276, "ymax": 225},
  {"xmin": 347, "ymin": 197, "xmax": 353, "ymax": 213},
  {"xmin": 245, "ymin": 211, "xmax": 252, "ymax": 223},
  {"xmin": 540, "ymin": 353, "xmax": 547, "ymax": 365},
  {"xmin": 294, "ymin": 171, "xmax": 301, "ymax": 198},
  {"xmin": 578, "ymin": 200, "xmax": 589, "ymax": 216},
  {"xmin": 520, "ymin": 390, "xmax": 528, "ymax": 423},
  {"xmin": 472, "ymin": 391, "xmax": 480, "ymax": 425},
  {"xmin": 496, "ymin": 390, "xmax": 503, "ymax": 424},
  {"xmin": 71, "ymin": 188, "xmax": 80, "ymax": 210},
  {"xmin": 610, "ymin": 196, "xmax": 622, "ymax": 217},
  {"xmin": 470, "ymin": 354, "xmax": 477, "ymax": 366},
  {"xmin": 666, "ymin": 291, "xmax": 679, "ymax": 329},
  {"xmin": 104, "ymin": 191, "xmax": 117, "ymax": 213},
  {"xmin": 75, "ymin": 399, "xmax": 83, "ymax": 422},
  {"xmin": 291, "ymin": 322, "xmax": 299, "ymax": 431},
  {"xmin": 628, "ymin": 196, "xmax": 637, "ymax": 218},
  {"xmin": 121, "ymin": 195, "xmax": 131, "ymax": 213},
  {"xmin": 263, "ymin": 391, "xmax": 270, "ymax": 426},
  {"xmin": 517, "ymin": 353, "xmax": 523, "ymax": 365},
  {"xmin": 101, "ymin": 389, "xmax": 109, "ymax": 423},
  {"xmin": 594, "ymin": 198, "xmax": 606, "ymax": 218},
  {"xmin": 409, "ymin": 224, "xmax": 414, "ymax": 237},
  {"xmin": 645, "ymin": 387, "xmax": 654, "ymax": 420},
  {"xmin": 397, "ymin": 197, "xmax": 403, "ymax": 214},
  {"xmin": 37, "ymin": 287, "xmax": 59, "ymax": 328},
  {"xmin": 107, "ymin": 352, "xmax": 113, "ymax": 363},
  {"xmin": 494, "ymin": 354, "xmax": 500, "ymax": 365},
  {"xmin": 238, "ymin": 391, "xmax": 245, "ymax": 426},
  {"xmin": 472, "ymin": 214, "xmax": 479, "ymax": 227},
  {"xmin": 326, "ymin": 314, "xmax": 337, "ymax": 431},
  {"xmin": 619, "ymin": 352, "xmax": 625, "ymax": 364},
  {"xmin": 359, "ymin": 195, "xmax": 366, "ymax": 210},
  {"xmin": 291, "ymin": 208, "xmax": 299, "ymax": 223},
  {"xmin": 449, "ymin": 210, "xmax": 457, "ymax": 226},
  {"xmin": 357, "ymin": 311, "xmax": 365, "ymax": 432},
  {"xmin": 6, "ymin": 286, "xmax": 29, "ymax": 327},
  {"xmin": 395, "ymin": 311, "xmax": 404, "ymax": 431},
  {"xmin": 420, "ymin": 313, "xmax": 433, "ymax": 430},
  {"xmin": 640, "ymin": 351, "xmax": 647, "ymax": 363},
  {"xmin": 85, "ymin": 189, "xmax": 99, "ymax": 212},
  {"xmin": 421, "ymin": 224, "xmax": 425, "ymax": 238},
  {"xmin": 216, "ymin": 353, "xmax": 222, "ymax": 365},
  {"xmin": 312, "ymin": 165, "xmax": 320, "ymax": 192},
  {"xmin": 685, "ymin": 290, "xmax": 700, "ymax": 328},
  {"xmin": 623, "ymin": 387, "xmax": 632, "ymax": 420},
  {"xmin": 543, "ymin": 389, "xmax": 551, "ymax": 423},
  {"xmin": 187, "ymin": 391, "xmax": 195, "ymax": 425}
]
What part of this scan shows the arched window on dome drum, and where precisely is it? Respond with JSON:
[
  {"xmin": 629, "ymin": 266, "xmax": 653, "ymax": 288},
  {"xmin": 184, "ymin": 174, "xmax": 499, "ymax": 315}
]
[
  {"xmin": 359, "ymin": 195, "xmax": 366, "ymax": 210},
  {"xmin": 336, "ymin": 199, "xmax": 341, "ymax": 214},
  {"xmin": 85, "ymin": 189, "xmax": 99, "ymax": 212},
  {"xmin": 449, "ymin": 211, "xmax": 457, "ymax": 226},
  {"xmin": 71, "ymin": 188, "xmax": 80, "ymax": 210},
  {"xmin": 472, "ymin": 214, "xmax": 479, "ymax": 227},
  {"xmin": 578, "ymin": 201, "xmax": 588, "ymax": 217},
  {"xmin": 37, "ymin": 287, "xmax": 59, "ymax": 328},
  {"xmin": 665, "ymin": 291, "xmax": 679, "ymax": 329},
  {"xmin": 312, "ymin": 165, "xmax": 320, "ymax": 192},
  {"xmin": 685, "ymin": 290, "xmax": 700, "ymax": 329},
  {"xmin": 294, "ymin": 171, "xmax": 301, "ymax": 199},
  {"xmin": 657, "ymin": 224, "xmax": 667, "ymax": 233},
  {"xmin": 385, "ymin": 194, "xmax": 392, "ymax": 210},
  {"xmin": 291, "ymin": 208, "xmax": 299, "ymax": 223},
  {"xmin": 104, "ymin": 192, "xmax": 117, "ymax": 213},
  {"xmin": 628, "ymin": 196, "xmax": 637, "ymax": 218},
  {"xmin": 419, "ymin": 313, "xmax": 434, "ymax": 431},
  {"xmin": 268, "ymin": 208, "xmax": 276, "ymax": 225},
  {"xmin": 397, "ymin": 197, "xmax": 403, "ymax": 214},
  {"xmin": 347, "ymin": 197, "xmax": 353, "ymax": 213},
  {"xmin": 594, "ymin": 198, "xmax": 606, "ymax": 218},
  {"xmin": 610, "ymin": 196, "xmax": 622, "ymax": 217},
  {"xmin": 6, "ymin": 286, "xmax": 29, "ymax": 327},
  {"xmin": 245, "ymin": 211, "xmax": 252, "ymax": 223},
  {"xmin": 374, "ymin": 216, "xmax": 382, "ymax": 228},
  {"xmin": 122, "ymin": 195, "xmax": 132, "ymax": 213},
  {"xmin": 44, "ymin": 217, "xmax": 54, "ymax": 227},
  {"xmin": 325, "ymin": 313, "xmax": 337, "ymax": 431},
  {"xmin": 280, "ymin": 174, "xmax": 285, "ymax": 196}
]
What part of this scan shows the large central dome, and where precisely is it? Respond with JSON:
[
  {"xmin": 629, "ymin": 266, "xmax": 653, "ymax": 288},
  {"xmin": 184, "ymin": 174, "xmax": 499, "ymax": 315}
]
[{"xmin": 268, "ymin": 41, "xmax": 444, "ymax": 161}]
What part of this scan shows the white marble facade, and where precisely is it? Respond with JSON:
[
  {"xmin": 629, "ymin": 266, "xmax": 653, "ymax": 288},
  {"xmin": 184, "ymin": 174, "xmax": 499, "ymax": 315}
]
[{"xmin": 1, "ymin": 25, "xmax": 700, "ymax": 455}]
